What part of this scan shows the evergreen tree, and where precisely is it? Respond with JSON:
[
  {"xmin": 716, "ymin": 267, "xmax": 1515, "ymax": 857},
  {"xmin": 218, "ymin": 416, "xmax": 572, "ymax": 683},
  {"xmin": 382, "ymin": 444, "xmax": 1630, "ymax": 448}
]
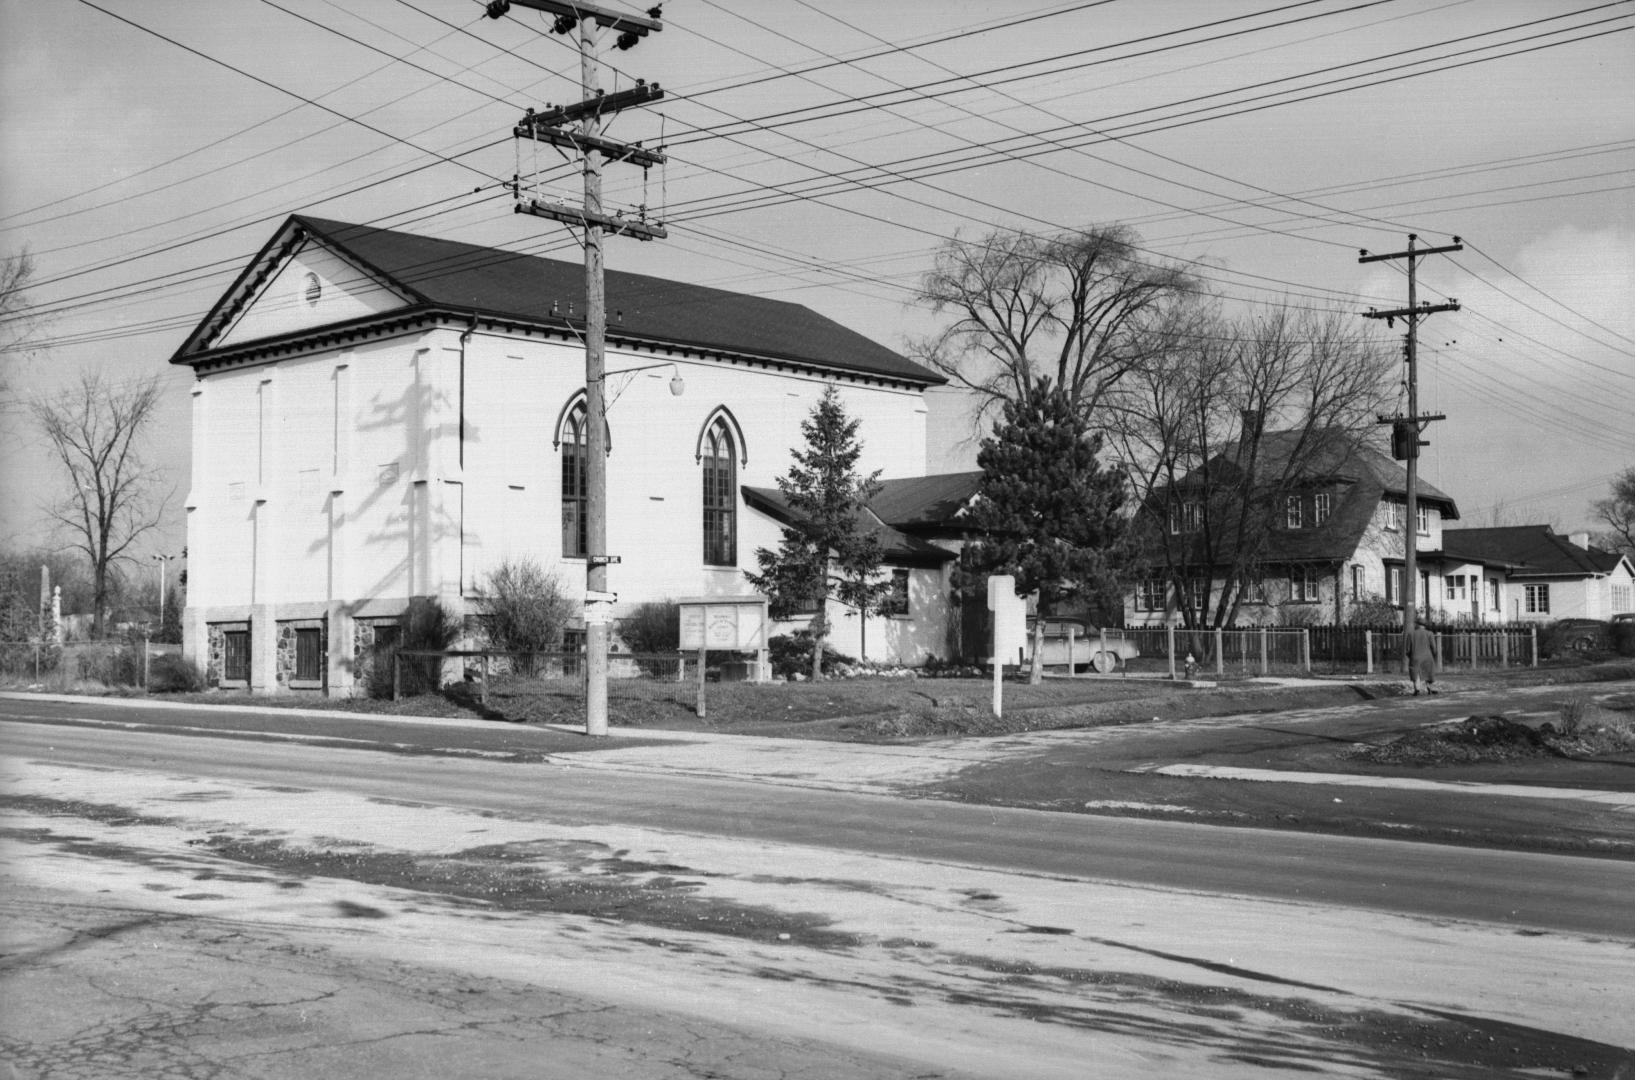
[
  {"xmin": 746, "ymin": 386, "xmax": 890, "ymax": 680},
  {"xmin": 961, "ymin": 379, "xmax": 1129, "ymax": 682}
]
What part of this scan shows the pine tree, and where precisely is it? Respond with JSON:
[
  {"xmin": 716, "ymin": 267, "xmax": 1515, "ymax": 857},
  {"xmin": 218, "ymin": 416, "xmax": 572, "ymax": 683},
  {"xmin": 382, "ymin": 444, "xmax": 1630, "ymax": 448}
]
[
  {"xmin": 961, "ymin": 379, "xmax": 1128, "ymax": 682},
  {"xmin": 746, "ymin": 386, "xmax": 890, "ymax": 680}
]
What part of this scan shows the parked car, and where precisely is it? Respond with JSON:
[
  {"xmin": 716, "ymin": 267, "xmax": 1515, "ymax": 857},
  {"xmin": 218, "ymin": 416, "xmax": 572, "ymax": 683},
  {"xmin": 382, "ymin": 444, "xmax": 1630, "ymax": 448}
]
[
  {"xmin": 1612, "ymin": 613, "xmax": 1635, "ymax": 625},
  {"xmin": 1025, "ymin": 617, "xmax": 1139, "ymax": 673},
  {"xmin": 1546, "ymin": 618, "xmax": 1609, "ymax": 655}
]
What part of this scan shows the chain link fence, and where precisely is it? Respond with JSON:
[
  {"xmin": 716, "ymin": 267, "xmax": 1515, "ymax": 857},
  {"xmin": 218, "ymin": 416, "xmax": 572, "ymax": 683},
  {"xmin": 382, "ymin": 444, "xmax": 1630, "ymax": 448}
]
[
  {"xmin": 391, "ymin": 648, "xmax": 713, "ymax": 718},
  {"xmin": 0, "ymin": 638, "xmax": 186, "ymax": 689}
]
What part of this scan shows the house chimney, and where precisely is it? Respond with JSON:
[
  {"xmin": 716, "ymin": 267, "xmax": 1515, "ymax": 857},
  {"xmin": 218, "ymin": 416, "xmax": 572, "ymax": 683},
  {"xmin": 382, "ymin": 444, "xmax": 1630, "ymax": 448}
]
[
  {"xmin": 1569, "ymin": 531, "xmax": 1589, "ymax": 549},
  {"xmin": 1240, "ymin": 410, "xmax": 1263, "ymax": 438}
]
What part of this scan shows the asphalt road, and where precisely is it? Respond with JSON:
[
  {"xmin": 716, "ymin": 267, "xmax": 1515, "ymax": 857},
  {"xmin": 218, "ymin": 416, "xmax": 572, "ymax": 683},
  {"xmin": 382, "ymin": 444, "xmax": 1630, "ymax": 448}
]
[{"xmin": 5, "ymin": 698, "xmax": 1633, "ymax": 939}]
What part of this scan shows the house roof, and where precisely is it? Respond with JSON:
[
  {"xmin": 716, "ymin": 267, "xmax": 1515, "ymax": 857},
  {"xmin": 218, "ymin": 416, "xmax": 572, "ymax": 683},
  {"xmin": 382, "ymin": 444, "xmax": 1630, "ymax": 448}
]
[
  {"xmin": 1151, "ymin": 429, "xmax": 1461, "ymax": 568},
  {"xmin": 741, "ymin": 482, "xmax": 958, "ymax": 566},
  {"xmin": 172, "ymin": 216, "xmax": 944, "ymax": 386},
  {"xmin": 1440, "ymin": 525, "xmax": 1630, "ymax": 579},
  {"xmin": 866, "ymin": 471, "xmax": 983, "ymax": 529},
  {"xmin": 1214, "ymin": 429, "xmax": 1459, "ymax": 513}
]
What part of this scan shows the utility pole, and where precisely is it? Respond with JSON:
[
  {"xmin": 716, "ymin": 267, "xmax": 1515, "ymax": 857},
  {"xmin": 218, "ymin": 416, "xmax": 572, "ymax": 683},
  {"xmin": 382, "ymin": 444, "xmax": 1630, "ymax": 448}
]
[
  {"xmin": 486, "ymin": 0, "xmax": 665, "ymax": 736},
  {"xmin": 1359, "ymin": 234, "xmax": 1461, "ymax": 643}
]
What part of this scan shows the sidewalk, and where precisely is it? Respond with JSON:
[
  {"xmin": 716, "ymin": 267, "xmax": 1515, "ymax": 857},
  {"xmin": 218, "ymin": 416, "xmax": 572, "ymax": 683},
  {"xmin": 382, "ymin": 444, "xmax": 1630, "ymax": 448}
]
[{"xmin": 6, "ymin": 686, "xmax": 1632, "ymax": 808}]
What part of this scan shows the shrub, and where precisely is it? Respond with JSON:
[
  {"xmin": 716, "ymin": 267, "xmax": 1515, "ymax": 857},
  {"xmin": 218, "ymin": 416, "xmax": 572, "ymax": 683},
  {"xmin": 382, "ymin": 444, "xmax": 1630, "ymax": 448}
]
[
  {"xmin": 148, "ymin": 652, "xmax": 206, "ymax": 693},
  {"xmin": 370, "ymin": 597, "xmax": 462, "ymax": 698},
  {"xmin": 768, "ymin": 631, "xmax": 854, "ymax": 680},
  {"xmin": 618, "ymin": 600, "xmax": 680, "ymax": 674},
  {"xmin": 473, "ymin": 560, "xmax": 572, "ymax": 677},
  {"xmin": 365, "ymin": 645, "xmax": 400, "ymax": 700}
]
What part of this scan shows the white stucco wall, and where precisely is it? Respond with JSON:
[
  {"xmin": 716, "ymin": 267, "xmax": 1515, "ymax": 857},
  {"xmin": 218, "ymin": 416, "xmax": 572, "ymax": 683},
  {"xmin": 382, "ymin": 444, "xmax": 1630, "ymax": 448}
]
[{"xmin": 184, "ymin": 320, "xmax": 945, "ymax": 690}]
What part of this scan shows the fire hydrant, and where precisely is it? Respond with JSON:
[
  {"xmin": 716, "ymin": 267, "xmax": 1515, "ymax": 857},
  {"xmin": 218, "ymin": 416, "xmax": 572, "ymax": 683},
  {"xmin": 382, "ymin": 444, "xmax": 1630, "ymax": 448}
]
[{"xmin": 1183, "ymin": 652, "xmax": 1197, "ymax": 679}]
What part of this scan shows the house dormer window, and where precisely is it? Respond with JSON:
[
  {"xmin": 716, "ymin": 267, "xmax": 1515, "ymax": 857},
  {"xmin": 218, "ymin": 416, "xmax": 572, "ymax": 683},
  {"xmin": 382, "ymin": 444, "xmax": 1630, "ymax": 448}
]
[
  {"xmin": 1383, "ymin": 501, "xmax": 1404, "ymax": 532},
  {"xmin": 1417, "ymin": 505, "xmax": 1431, "ymax": 535},
  {"xmin": 1313, "ymin": 492, "xmax": 1331, "ymax": 526},
  {"xmin": 1168, "ymin": 500, "xmax": 1201, "ymax": 535},
  {"xmin": 1285, "ymin": 494, "xmax": 1303, "ymax": 529}
]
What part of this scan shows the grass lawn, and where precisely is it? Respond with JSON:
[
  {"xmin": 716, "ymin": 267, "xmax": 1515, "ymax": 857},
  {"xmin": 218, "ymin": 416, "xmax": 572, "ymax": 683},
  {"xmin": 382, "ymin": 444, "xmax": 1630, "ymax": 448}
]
[{"xmin": 165, "ymin": 672, "xmax": 1371, "ymax": 741}]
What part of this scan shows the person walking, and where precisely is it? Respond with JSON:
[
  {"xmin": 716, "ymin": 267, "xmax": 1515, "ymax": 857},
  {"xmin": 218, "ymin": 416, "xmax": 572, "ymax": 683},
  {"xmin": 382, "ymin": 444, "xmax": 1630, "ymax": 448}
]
[{"xmin": 1406, "ymin": 623, "xmax": 1439, "ymax": 694}]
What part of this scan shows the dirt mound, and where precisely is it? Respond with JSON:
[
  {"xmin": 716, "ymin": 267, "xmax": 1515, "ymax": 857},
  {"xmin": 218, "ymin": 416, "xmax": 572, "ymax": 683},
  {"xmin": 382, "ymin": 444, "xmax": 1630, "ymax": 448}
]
[{"xmin": 1350, "ymin": 715, "xmax": 1566, "ymax": 766}]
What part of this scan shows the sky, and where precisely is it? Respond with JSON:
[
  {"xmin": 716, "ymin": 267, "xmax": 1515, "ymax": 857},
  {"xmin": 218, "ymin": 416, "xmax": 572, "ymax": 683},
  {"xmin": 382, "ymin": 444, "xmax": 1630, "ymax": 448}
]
[{"xmin": 2, "ymin": 0, "xmax": 1632, "ymax": 575}]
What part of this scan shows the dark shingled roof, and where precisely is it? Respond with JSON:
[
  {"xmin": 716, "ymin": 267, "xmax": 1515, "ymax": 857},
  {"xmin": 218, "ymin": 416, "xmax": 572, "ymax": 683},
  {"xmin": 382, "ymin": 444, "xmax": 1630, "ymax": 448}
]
[
  {"xmin": 741, "ymin": 483, "xmax": 957, "ymax": 566},
  {"xmin": 1152, "ymin": 429, "xmax": 1460, "ymax": 567},
  {"xmin": 867, "ymin": 472, "xmax": 983, "ymax": 530},
  {"xmin": 175, "ymin": 215, "xmax": 943, "ymax": 385},
  {"xmin": 1441, "ymin": 526, "xmax": 1629, "ymax": 578}
]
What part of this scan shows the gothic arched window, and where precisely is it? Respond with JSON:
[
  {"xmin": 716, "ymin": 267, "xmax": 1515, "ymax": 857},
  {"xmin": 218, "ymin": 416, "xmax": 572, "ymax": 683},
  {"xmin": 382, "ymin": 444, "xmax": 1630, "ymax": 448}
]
[
  {"xmin": 561, "ymin": 402, "xmax": 588, "ymax": 558},
  {"xmin": 701, "ymin": 419, "xmax": 736, "ymax": 566}
]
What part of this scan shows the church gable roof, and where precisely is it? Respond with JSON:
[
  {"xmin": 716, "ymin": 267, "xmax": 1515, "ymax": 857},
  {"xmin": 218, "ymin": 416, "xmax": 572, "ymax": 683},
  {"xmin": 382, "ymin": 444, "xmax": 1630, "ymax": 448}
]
[{"xmin": 173, "ymin": 216, "xmax": 943, "ymax": 386}]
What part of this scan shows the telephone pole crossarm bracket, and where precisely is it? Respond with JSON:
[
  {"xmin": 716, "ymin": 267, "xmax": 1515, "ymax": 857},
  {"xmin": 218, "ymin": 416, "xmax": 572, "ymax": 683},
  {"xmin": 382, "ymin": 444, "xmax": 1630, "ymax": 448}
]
[
  {"xmin": 515, "ymin": 122, "xmax": 666, "ymax": 167},
  {"xmin": 517, "ymin": 198, "xmax": 667, "ymax": 241},
  {"xmin": 526, "ymin": 83, "xmax": 664, "ymax": 128},
  {"xmin": 1358, "ymin": 237, "xmax": 1463, "ymax": 263},
  {"xmin": 1362, "ymin": 301, "xmax": 1461, "ymax": 321},
  {"xmin": 486, "ymin": 0, "xmax": 662, "ymax": 36}
]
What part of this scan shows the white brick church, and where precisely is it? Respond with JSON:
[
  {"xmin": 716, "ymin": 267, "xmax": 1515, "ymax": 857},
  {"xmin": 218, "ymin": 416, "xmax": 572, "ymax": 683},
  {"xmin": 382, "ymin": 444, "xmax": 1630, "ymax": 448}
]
[{"xmin": 173, "ymin": 216, "xmax": 971, "ymax": 695}]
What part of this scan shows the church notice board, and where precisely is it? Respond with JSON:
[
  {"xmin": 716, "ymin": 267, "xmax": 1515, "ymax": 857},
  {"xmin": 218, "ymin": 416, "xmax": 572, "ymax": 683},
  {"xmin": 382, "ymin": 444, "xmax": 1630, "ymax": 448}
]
[{"xmin": 678, "ymin": 596, "xmax": 771, "ymax": 681}]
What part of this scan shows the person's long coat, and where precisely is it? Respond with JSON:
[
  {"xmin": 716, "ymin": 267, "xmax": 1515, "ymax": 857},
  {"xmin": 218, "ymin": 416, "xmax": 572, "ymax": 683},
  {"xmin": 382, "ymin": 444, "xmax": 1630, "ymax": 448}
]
[{"xmin": 1407, "ymin": 626, "xmax": 1439, "ymax": 683}]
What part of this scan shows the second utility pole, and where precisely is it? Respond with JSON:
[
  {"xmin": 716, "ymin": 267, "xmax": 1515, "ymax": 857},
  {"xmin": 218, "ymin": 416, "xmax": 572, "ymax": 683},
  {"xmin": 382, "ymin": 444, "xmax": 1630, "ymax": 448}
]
[
  {"xmin": 487, "ymin": 0, "xmax": 665, "ymax": 736},
  {"xmin": 1359, "ymin": 233, "xmax": 1461, "ymax": 643}
]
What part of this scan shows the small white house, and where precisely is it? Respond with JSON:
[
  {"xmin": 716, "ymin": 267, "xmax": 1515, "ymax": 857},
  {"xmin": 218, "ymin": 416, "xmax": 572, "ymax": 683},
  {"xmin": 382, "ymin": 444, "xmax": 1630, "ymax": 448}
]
[
  {"xmin": 171, "ymin": 216, "xmax": 956, "ymax": 694},
  {"xmin": 1442, "ymin": 526, "xmax": 1635, "ymax": 623}
]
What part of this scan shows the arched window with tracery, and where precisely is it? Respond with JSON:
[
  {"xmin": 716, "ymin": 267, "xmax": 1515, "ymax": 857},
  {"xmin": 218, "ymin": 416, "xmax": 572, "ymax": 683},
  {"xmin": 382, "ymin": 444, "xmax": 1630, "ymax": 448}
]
[
  {"xmin": 701, "ymin": 419, "xmax": 736, "ymax": 566},
  {"xmin": 561, "ymin": 402, "xmax": 588, "ymax": 558}
]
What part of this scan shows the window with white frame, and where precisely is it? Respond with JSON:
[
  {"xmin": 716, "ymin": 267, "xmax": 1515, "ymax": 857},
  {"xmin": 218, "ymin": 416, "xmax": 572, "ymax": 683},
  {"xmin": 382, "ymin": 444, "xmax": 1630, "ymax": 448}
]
[
  {"xmin": 1313, "ymin": 492, "xmax": 1331, "ymax": 526},
  {"xmin": 1488, "ymin": 578, "xmax": 1501, "ymax": 611},
  {"xmin": 1290, "ymin": 567, "xmax": 1319, "ymax": 602},
  {"xmin": 1382, "ymin": 501, "xmax": 1404, "ymax": 532},
  {"xmin": 1386, "ymin": 565, "xmax": 1403, "ymax": 605},
  {"xmin": 1525, "ymin": 584, "xmax": 1550, "ymax": 613},
  {"xmin": 1611, "ymin": 584, "xmax": 1630, "ymax": 612},
  {"xmin": 1417, "ymin": 504, "xmax": 1431, "ymax": 535},
  {"xmin": 1182, "ymin": 578, "xmax": 1208, "ymax": 613},
  {"xmin": 1446, "ymin": 574, "xmax": 1467, "ymax": 602},
  {"xmin": 1135, "ymin": 578, "xmax": 1166, "ymax": 612},
  {"xmin": 1350, "ymin": 565, "xmax": 1363, "ymax": 602},
  {"xmin": 1285, "ymin": 495, "xmax": 1303, "ymax": 529}
]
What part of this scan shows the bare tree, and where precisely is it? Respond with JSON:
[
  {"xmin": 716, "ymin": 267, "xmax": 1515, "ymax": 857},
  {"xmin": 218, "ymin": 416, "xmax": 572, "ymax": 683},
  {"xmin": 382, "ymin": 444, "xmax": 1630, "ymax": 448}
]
[
  {"xmin": 32, "ymin": 371, "xmax": 169, "ymax": 637},
  {"xmin": 1105, "ymin": 304, "xmax": 1396, "ymax": 629},
  {"xmin": 909, "ymin": 225, "xmax": 1196, "ymax": 424},
  {"xmin": 1591, "ymin": 466, "xmax": 1635, "ymax": 558},
  {"xmin": 1, "ymin": 249, "xmax": 41, "ymax": 406}
]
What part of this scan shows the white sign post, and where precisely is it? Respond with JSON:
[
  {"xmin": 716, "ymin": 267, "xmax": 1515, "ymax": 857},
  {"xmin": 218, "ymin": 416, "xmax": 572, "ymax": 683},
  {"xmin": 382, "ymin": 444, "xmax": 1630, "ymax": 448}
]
[{"xmin": 986, "ymin": 574, "xmax": 1026, "ymax": 717}]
